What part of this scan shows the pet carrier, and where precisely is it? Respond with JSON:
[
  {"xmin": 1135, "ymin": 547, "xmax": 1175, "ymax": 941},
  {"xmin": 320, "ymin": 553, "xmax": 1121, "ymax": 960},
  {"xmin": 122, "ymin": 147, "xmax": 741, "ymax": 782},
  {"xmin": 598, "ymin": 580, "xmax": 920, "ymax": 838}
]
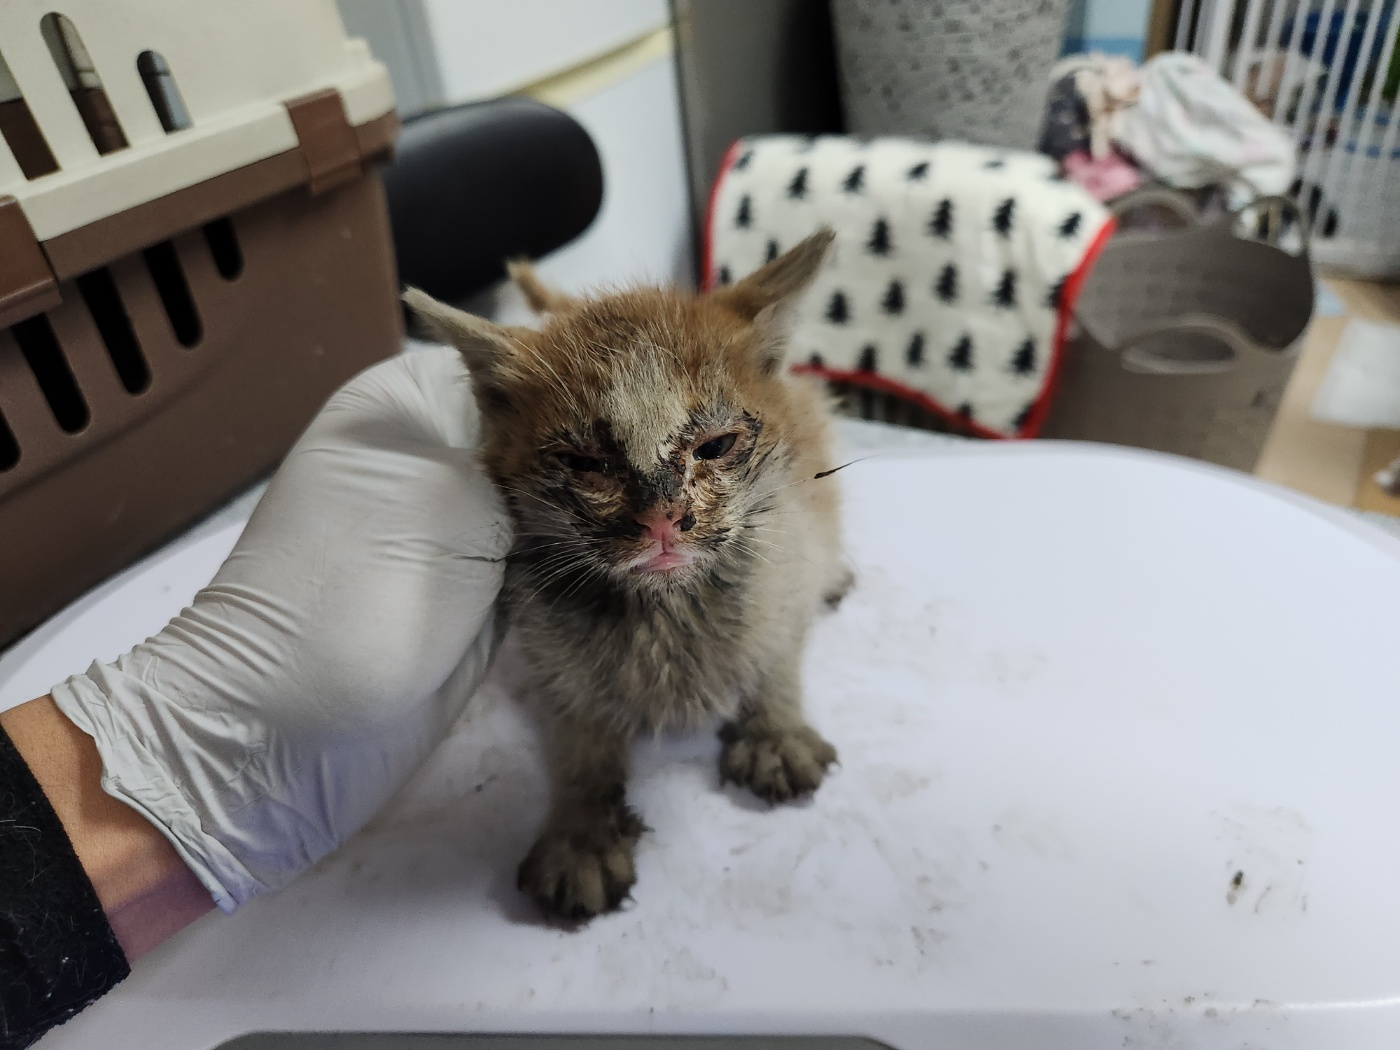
[{"xmin": 0, "ymin": 0, "xmax": 401, "ymax": 646}]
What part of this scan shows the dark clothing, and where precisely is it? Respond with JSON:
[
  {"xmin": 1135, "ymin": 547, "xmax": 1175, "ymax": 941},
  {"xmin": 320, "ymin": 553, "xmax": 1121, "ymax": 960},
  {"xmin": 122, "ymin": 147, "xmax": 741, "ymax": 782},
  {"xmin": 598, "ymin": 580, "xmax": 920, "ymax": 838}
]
[{"xmin": 1, "ymin": 726, "xmax": 128, "ymax": 1050}]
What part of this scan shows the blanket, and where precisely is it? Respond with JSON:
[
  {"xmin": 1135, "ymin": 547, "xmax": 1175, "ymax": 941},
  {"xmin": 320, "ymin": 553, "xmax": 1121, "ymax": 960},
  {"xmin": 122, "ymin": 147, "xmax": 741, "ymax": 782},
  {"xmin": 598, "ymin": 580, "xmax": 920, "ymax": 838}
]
[{"xmin": 704, "ymin": 136, "xmax": 1115, "ymax": 437}]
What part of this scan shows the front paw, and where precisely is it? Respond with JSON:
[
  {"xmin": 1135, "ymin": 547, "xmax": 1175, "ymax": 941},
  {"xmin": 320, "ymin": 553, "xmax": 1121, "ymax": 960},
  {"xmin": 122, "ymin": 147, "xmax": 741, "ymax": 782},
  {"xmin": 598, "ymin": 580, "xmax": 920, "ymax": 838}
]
[
  {"xmin": 719, "ymin": 721, "xmax": 837, "ymax": 803},
  {"xmin": 517, "ymin": 807, "xmax": 644, "ymax": 921}
]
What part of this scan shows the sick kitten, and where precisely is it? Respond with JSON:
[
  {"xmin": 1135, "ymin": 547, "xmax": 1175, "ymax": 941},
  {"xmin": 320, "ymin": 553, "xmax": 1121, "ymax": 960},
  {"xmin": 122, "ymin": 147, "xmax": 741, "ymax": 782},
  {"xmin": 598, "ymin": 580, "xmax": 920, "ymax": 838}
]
[{"xmin": 404, "ymin": 230, "xmax": 849, "ymax": 921}]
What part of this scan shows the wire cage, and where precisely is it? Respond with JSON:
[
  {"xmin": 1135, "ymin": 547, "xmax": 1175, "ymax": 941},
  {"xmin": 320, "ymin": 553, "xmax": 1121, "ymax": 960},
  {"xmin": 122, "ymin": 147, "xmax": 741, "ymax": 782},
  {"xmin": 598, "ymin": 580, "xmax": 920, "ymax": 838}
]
[{"xmin": 1176, "ymin": 0, "xmax": 1400, "ymax": 277}]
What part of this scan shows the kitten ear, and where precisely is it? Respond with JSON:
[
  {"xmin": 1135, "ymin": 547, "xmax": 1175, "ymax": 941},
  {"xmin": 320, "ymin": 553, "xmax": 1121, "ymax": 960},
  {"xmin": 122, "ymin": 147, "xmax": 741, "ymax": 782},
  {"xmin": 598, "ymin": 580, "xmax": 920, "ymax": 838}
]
[
  {"xmin": 506, "ymin": 258, "xmax": 573, "ymax": 314},
  {"xmin": 710, "ymin": 228, "xmax": 834, "ymax": 321},
  {"xmin": 710, "ymin": 228, "xmax": 834, "ymax": 375},
  {"xmin": 402, "ymin": 287, "xmax": 522, "ymax": 403}
]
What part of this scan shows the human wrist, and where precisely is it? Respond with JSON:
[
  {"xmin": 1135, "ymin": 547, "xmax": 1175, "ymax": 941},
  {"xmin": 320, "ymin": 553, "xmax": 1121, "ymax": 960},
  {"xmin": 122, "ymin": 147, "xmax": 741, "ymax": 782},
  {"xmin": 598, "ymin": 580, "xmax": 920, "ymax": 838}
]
[{"xmin": 0, "ymin": 696, "xmax": 212, "ymax": 960}]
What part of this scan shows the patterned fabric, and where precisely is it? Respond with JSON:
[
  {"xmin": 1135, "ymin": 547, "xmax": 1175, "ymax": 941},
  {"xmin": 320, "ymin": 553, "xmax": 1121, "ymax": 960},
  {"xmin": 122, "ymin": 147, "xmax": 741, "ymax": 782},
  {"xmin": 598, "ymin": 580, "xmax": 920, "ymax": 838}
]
[{"xmin": 705, "ymin": 136, "xmax": 1114, "ymax": 438}]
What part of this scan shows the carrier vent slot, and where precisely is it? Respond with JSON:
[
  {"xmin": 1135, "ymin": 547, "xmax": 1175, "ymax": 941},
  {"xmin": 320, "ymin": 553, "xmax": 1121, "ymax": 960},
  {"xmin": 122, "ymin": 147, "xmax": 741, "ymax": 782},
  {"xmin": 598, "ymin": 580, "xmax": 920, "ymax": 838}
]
[
  {"xmin": 11, "ymin": 315, "xmax": 89, "ymax": 433},
  {"xmin": 142, "ymin": 241, "xmax": 202, "ymax": 347},
  {"xmin": 76, "ymin": 268, "xmax": 149, "ymax": 394},
  {"xmin": 137, "ymin": 50, "xmax": 190, "ymax": 133},
  {"xmin": 0, "ymin": 409, "xmax": 18, "ymax": 471},
  {"xmin": 202, "ymin": 217, "xmax": 243, "ymax": 280},
  {"xmin": 0, "ymin": 47, "xmax": 59, "ymax": 178},
  {"xmin": 41, "ymin": 13, "xmax": 129, "ymax": 155}
]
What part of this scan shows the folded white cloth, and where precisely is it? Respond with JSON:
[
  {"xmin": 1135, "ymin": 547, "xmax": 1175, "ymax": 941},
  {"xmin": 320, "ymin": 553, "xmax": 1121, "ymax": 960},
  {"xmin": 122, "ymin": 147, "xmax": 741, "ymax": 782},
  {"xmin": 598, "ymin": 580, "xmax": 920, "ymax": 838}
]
[{"xmin": 1115, "ymin": 52, "xmax": 1296, "ymax": 204}]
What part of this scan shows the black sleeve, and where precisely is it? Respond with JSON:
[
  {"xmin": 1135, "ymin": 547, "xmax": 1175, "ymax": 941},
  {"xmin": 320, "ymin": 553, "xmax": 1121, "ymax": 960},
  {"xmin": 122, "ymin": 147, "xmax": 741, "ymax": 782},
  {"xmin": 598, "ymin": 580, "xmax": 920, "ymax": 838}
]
[{"xmin": 1, "ymin": 724, "xmax": 130, "ymax": 1050}]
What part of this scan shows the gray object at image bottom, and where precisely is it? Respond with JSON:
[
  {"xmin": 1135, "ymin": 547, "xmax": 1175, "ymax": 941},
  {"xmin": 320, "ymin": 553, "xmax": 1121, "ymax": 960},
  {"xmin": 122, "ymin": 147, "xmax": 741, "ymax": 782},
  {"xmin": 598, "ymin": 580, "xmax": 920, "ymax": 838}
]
[{"xmin": 221, "ymin": 1039, "xmax": 886, "ymax": 1050}]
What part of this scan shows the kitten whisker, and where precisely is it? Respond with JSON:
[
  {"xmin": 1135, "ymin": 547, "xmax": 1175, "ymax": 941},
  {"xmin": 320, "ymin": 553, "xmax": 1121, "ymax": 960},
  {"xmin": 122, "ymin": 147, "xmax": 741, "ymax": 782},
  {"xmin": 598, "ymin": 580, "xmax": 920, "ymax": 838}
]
[
  {"xmin": 514, "ymin": 558, "xmax": 595, "ymax": 606},
  {"xmin": 727, "ymin": 541, "xmax": 777, "ymax": 571},
  {"xmin": 515, "ymin": 538, "xmax": 595, "ymax": 557},
  {"xmin": 556, "ymin": 559, "xmax": 610, "ymax": 604},
  {"xmin": 812, "ymin": 457, "xmax": 870, "ymax": 480}
]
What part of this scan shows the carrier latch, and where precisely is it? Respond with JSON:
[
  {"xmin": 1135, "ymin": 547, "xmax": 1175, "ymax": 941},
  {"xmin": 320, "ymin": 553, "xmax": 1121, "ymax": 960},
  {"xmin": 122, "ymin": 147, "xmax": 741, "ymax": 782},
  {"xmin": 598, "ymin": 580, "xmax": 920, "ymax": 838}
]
[
  {"xmin": 285, "ymin": 89, "xmax": 362, "ymax": 196},
  {"xmin": 0, "ymin": 196, "xmax": 61, "ymax": 329}
]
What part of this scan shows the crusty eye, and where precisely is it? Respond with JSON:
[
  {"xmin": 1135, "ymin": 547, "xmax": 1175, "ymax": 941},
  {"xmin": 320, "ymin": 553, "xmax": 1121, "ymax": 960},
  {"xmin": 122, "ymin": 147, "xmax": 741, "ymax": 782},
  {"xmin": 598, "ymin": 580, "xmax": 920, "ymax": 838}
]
[
  {"xmin": 694, "ymin": 433, "xmax": 738, "ymax": 460},
  {"xmin": 558, "ymin": 452, "xmax": 604, "ymax": 473}
]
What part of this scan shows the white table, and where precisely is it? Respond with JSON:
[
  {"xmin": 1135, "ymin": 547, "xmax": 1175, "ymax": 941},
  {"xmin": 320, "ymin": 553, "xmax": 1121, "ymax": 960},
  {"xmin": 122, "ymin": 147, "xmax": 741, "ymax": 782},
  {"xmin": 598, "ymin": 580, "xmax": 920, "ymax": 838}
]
[{"xmin": 7, "ymin": 437, "xmax": 1400, "ymax": 1050}]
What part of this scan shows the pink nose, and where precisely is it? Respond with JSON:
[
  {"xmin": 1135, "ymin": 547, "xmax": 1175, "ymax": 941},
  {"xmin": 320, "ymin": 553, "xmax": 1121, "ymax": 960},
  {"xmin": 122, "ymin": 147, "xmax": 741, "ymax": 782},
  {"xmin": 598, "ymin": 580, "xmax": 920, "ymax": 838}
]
[{"xmin": 636, "ymin": 506, "xmax": 686, "ymax": 546}]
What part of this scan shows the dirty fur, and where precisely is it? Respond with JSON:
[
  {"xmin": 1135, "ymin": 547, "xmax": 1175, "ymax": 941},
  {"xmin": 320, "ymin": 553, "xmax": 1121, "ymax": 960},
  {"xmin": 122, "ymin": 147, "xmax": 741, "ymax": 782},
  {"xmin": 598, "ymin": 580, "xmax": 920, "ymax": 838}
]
[{"xmin": 403, "ymin": 231, "xmax": 849, "ymax": 921}]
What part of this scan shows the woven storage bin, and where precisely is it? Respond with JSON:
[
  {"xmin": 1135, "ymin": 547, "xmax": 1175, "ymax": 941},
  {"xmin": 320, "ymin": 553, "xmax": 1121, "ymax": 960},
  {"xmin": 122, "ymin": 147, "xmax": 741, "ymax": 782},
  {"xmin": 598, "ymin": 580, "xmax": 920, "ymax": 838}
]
[
  {"xmin": 0, "ymin": 0, "xmax": 401, "ymax": 646},
  {"xmin": 1039, "ymin": 191, "xmax": 1315, "ymax": 472},
  {"xmin": 830, "ymin": 0, "xmax": 1070, "ymax": 149}
]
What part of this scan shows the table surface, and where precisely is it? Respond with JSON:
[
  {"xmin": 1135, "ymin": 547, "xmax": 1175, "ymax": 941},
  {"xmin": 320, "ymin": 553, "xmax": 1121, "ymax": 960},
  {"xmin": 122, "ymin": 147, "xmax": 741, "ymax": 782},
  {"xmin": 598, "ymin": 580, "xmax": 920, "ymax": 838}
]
[{"xmin": 9, "ymin": 432, "xmax": 1400, "ymax": 1050}]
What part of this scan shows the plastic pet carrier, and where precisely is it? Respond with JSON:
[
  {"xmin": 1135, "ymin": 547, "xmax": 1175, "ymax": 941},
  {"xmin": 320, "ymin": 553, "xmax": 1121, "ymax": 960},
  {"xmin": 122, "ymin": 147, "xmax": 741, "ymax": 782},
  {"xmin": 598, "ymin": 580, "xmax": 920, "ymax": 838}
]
[{"xmin": 0, "ymin": 0, "xmax": 401, "ymax": 646}]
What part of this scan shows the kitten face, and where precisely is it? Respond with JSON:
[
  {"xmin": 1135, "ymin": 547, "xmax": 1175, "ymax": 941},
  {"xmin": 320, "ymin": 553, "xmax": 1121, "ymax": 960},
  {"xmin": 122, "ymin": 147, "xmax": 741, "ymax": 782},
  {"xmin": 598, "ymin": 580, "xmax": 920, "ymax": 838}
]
[
  {"xmin": 403, "ymin": 230, "xmax": 835, "ymax": 592},
  {"xmin": 498, "ymin": 329, "xmax": 784, "ymax": 588},
  {"xmin": 487, "ymin": 298, "xmax": 792, "ymax": 589}
]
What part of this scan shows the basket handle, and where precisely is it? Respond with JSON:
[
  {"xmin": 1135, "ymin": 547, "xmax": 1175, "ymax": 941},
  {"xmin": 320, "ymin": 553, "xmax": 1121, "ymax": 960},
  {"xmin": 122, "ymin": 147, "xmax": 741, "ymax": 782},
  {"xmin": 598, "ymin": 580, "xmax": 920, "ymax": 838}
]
[
  {"xmin": 1228, "ymin": 192, "xmax": 1311, "ymax": 257},
  {"xmin": 1107, "ymin": 187, "xmax": 1201, "ymax": 227},
  {"xmin": 1108, "ymin": 314, "xmax": 1291, "ymax": 376},
  {"xmin": 1109, "ymin": 188, "xmax": 1312, "ymax": 257}
]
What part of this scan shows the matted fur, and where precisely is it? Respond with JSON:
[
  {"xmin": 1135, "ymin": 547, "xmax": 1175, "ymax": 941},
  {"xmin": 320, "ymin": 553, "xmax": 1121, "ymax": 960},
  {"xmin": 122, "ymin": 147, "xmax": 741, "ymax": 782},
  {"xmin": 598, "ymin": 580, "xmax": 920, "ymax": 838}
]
[{"xmin": 404, "ymin": 231, "xmax": 848, "ymax": 920}]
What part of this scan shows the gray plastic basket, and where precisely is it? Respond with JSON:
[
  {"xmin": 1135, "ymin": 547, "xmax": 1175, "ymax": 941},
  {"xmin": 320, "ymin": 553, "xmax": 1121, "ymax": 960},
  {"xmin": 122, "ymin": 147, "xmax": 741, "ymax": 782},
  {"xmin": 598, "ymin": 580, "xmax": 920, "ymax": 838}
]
[
  {"xmin": 830, "ymin": 0, "xmax": 1070, "ymax": 149},
  {"xmin": 1040, "ymin": 190, "xmax": 1316, "ymax": 472}
]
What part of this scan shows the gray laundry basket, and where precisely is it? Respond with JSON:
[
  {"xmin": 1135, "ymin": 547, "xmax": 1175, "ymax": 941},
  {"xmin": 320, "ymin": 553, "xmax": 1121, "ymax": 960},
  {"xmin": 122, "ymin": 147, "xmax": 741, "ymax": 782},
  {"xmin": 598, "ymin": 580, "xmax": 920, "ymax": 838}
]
[
  {"xmin": 830, "ymin": 0, "xmax": 1070, "ymax": 149},
  {"xmin": 1040, "ymin": 190, "xmax": 1316, "ymax": 473}
]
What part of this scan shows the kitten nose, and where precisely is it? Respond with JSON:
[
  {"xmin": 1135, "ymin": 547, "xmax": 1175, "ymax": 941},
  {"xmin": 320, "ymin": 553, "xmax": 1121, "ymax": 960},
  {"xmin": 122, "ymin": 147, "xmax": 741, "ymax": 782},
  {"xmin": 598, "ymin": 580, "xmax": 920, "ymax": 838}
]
[{"xmin": 636, "ymin": 505, "xmax": 692, "ymax": 545}]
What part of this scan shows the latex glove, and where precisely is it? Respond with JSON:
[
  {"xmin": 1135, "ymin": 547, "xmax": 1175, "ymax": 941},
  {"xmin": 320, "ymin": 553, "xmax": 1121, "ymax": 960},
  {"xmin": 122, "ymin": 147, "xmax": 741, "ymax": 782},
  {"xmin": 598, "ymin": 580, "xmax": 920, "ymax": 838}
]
[{"xmin": 50, "ymin": 348, "xmax": 510, "ymax": 912}]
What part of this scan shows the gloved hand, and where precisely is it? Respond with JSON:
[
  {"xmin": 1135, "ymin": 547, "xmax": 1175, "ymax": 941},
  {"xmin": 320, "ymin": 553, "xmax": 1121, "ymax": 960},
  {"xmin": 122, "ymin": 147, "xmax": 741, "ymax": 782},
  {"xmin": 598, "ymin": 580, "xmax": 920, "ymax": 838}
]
[{"xmin": 50, "ymin": 348, "xmax": 510, "ymax": 912}]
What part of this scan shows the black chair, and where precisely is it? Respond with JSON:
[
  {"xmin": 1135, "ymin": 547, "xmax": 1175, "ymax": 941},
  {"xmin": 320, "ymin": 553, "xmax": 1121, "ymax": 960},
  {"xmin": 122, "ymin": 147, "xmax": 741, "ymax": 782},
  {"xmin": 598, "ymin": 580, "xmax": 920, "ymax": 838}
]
[{"xmin": 381, "ymin": 96, "xmax": 604, "ymax": 306}]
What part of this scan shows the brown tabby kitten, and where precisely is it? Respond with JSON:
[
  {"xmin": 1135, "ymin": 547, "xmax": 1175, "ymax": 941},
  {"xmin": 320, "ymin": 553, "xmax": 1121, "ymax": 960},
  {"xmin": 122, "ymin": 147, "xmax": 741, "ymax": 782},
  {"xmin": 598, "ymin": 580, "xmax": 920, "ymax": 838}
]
[{"xmin": 404, "ymin": 231, "xmax": 849, "ymax": 921}]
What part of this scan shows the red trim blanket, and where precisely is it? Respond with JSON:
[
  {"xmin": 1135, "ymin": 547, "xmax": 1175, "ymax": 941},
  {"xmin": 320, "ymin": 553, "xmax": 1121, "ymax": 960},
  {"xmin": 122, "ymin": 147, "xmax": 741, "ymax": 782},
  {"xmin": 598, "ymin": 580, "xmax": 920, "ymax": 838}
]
[{"xmin": 704, "ymin": 136, "xmax": 1115, "ymax": 438}]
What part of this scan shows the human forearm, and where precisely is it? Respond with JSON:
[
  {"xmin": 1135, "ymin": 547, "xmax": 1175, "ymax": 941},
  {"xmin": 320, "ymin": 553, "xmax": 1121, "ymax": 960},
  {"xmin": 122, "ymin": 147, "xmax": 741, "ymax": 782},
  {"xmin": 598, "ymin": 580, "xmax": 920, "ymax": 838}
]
[{"xmin": 0, "ymin": 695, "xmax": 212, "ymax": 961}]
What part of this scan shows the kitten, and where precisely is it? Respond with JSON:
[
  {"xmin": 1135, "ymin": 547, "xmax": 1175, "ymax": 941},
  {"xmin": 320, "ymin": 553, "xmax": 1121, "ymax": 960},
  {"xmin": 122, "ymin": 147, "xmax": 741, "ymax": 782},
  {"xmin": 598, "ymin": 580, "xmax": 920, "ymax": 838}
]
[{"xmin": 404, "ymin": 231, "xmax": 850, "ymax": 921}]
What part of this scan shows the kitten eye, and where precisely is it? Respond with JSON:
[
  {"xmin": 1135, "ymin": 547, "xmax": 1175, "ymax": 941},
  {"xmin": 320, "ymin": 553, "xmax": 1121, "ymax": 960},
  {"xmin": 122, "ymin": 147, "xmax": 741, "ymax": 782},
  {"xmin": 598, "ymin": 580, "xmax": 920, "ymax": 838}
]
[
  {"xmin": 694, "ymin": 433, "xmax": 737, "ymax": 460},
  {"xmin": 558, "ymin": 452, "xmax": 604, "ymax": 473}
]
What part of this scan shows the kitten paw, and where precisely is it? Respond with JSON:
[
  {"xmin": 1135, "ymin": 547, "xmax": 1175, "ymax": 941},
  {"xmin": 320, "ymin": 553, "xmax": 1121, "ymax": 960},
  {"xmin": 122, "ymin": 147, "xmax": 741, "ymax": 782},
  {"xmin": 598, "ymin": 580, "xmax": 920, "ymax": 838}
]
[
  {"xmin": 719, "ymin": 722, "xmax": 837, "ymax": 803},
  {"xmin": 517, "ymin": 808, "xmax": 644, "ymax": 921}
]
